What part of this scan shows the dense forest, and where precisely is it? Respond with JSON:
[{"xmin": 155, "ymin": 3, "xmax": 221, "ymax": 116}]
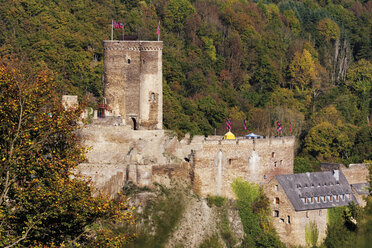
[{"xmin": 0, "ymin": 0, "xmax": 371, "ymax": 164}]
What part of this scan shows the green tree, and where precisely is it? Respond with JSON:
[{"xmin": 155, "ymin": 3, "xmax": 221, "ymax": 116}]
[
  {"xmin": 305, "ymin": 221, "xmax": 319, "ymax": 247},
  {"xmin": 231, "ymin": 178, "xmax": 285, "ymax": 248},
  {"xmin": 304, "ymin": 121, "xmax": 354, "ymax": 162},
  {"xmin": 289, "ymin": 49, "xmax": 317, "ymax": 92},
  {"xmin": 0, "ymin": 64, "xmax": 135, "ymax": 247},
  {"xmin": 165, "ymin": 0, "xmax": 195, "ymax": 33},
  {"xmin": 294, "ymin": 157, "xmax": 313, "ymax": 174},
  {"xmin": 316, "ymin": 18, "xmax": 340, "ymax": 41}
]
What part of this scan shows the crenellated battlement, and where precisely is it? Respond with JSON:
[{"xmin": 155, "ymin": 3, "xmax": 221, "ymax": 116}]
[{"xmin": 103, "ymin": 40, "xmax": 163, "ymax": 51}]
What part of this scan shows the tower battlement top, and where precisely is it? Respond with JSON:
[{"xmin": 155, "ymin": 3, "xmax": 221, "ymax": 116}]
[{"xmin": 103, "ymin": 40, "xmax": 163, "ymax": 51}]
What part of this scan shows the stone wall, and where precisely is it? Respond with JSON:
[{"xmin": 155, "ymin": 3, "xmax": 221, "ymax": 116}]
[
  {"xmin": 192, "ymin": 136, "xmax": 295, "ymax": 198},
  {"xmin": 103, "ymin": 41, "xmax": 162, "ymax": 129},
  {"xmin": 340, "ymin": 164, "xmax": 369, "ymax": 184},
  {"xmin": 264, "ymin": 178, "xmax": 328, "ymax": 247}
]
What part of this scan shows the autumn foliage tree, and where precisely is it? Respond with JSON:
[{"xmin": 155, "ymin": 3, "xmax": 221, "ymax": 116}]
[{"xmin": 0, "ymin": 63, "xmax": 135, "ymax": 247}]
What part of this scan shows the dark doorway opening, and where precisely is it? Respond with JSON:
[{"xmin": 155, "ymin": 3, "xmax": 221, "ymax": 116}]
[{"xmin": 131, "ymin": 118, "xmax": 137, "ymax": 130}]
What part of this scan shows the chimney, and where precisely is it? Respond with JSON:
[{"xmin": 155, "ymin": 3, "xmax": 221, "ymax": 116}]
[{"xmin": 333, "ymin": 170, "xmax": 339, "ymax": 181}]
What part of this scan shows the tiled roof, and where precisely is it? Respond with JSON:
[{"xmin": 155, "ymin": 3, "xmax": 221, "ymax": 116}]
[
  {"xmin": 276, "ymin": 171, "xmax": 358, "ymax": 211},
  {"xmin": 351, "ymin": 183, "xmax": 370, "ymax": 195}
]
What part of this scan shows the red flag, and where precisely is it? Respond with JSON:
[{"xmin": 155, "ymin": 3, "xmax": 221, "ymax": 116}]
[
  {"xmin": 226, "ymin": 118, "xmax": 232, "ymax": 130},
  {"xmin": 156, "ymin": 21, "xmax": 160, "ymax": 35},
  {"xmin": 289, "ymin": 121, "xmax": 292, "ymax": 134},
  {"xmin": 113, "ymin": 21, "xmax": 123, "ymax": 29}
]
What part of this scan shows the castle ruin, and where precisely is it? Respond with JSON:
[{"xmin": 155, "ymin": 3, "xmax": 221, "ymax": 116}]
[{"xmin": 74, "ymin": 39, "xmax": 369, "ymax": 247}]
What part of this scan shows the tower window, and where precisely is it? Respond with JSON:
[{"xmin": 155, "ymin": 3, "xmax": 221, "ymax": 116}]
[
  {"xmin": 275, "ymin": 185, "xmax": 278, "ymax": 191},
  {"xmin": 272, "ymin": 152, "xmax": 275, "ymax": 158},
  {"xmin": 151, "ymin": 93, "xmax": 155, "ymax": 101},
  {"xmin": 274, "ymin": 161, "xmax": 277, "ymax": 167},
  {"xmin": 127, "ymin": 59, "xmax": 131, "ymax": 64},
  {"xmin": 273, "ymin": 210, "xmax": 279, "ymax": 217},
  {"xmin": 287, "ymin": 216, "xmax": 291, "ymax": 224},
  {"xmin": 275, "ymin": 197, "xmax": 280, "ymax": 204}
]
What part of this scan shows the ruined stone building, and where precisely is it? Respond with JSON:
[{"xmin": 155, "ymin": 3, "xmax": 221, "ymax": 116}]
[{"xmin": 72, "ymin": 39, "xmax": 369, "ymax": 247}]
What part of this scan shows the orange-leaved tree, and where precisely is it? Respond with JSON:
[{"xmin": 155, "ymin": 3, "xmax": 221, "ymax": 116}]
[{"xmin": 0, "ymin": 62, "xmax": 135, "ymax": 247}]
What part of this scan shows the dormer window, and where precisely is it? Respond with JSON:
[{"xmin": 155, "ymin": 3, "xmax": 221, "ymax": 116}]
[
  {"xmin": 304, "ymin": 184, "xmax": 308, "ymax": 188},
  {"xmin": 302, "ymin": 198, "xmax": 307, "ymax": 204},
  {"xmin": 336, "ymin": 181, "xmax": 340, "ymax": 185},
  {"xmin": 297, "ymin": 184, "xmax": 301, "ymax": 189},
  {"xmin": 311, "ymin": 184, "xmax": 314, "ymax": 188},
  {"xmin": 335, "ymin": 195, "xmax": 339, "ymax": 201},
  {"xmin": 317, "ymin": 196, "xmax": 320, "ymax": 203},
  {"xmin": 310, "ymin": 197, "xmax": 314, "ymax": 204},
  {"xmin": 323, "ymin": 196, "xmax": 326, "ymax": 202},
  {"xmin": 347, "ymin": 193, "xmax": 351, "ymax": 200},
  {"xmin": 329, "ymin": 195, "xmax": 333, "ymax": 202}
]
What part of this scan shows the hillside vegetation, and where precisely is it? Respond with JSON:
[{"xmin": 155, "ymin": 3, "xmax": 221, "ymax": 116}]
[{"xmin": 0, "ymin": 0, "xmax": 371, "ymax": 167}]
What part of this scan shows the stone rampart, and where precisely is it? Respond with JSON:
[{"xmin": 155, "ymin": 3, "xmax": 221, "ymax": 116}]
[{"xmin": 192, "ymin": 136, "xmax": 295, "ymax": 198}]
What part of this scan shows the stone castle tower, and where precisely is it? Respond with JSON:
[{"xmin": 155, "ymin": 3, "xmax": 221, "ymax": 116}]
[{"xmin": 103, "ymin": 40, "xmax": 163, "ymax": 130}]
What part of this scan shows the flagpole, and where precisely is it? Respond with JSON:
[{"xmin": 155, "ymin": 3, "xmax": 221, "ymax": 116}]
[
  {"xmin": 111, "ymin": 20, "xmax": 113, "ymax": 41},
  {"xmin": 123, "ymin": 23, "xmax": 125, "ymax": 40},
  {"xmin": 157, "ymin": 20, "xmax": 160, "ymax": 41}
]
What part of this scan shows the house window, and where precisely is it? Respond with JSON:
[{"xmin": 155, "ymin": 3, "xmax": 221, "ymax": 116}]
[
  {"xmin": 274, "ymin": 161, "xmax": 277, "ymax": 167},
  {"xmin": 275, "ymin": 197, "xmax": 280, "ymax": 204},
  {"xmin": 280, "ymin": 218, "xmax": 284, "ymax": 223},
  {"xmin": 229, "ymin": 159, "xmax": 232, "ymax": 165},
  {"xmin": 151, "ymin": 93, "xmax": 155, "ymax": 101},
  {"xmin": 272, "ymin": 152, "xmax": 275, "ymax": 158},
  {"xmin": 287, "ymin": 216, "xmax": 291, "ymax": 224},
  {"xmin": 275, "ymin": 185, "xmax": 279, "ymax": 191},
  {"xmin": 264, "ymin": 175, "xmax": 267, "ymax": 179},
  {"xmin": 273, "ymin": 210, "xmax": 279, "ymax": 217}
]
